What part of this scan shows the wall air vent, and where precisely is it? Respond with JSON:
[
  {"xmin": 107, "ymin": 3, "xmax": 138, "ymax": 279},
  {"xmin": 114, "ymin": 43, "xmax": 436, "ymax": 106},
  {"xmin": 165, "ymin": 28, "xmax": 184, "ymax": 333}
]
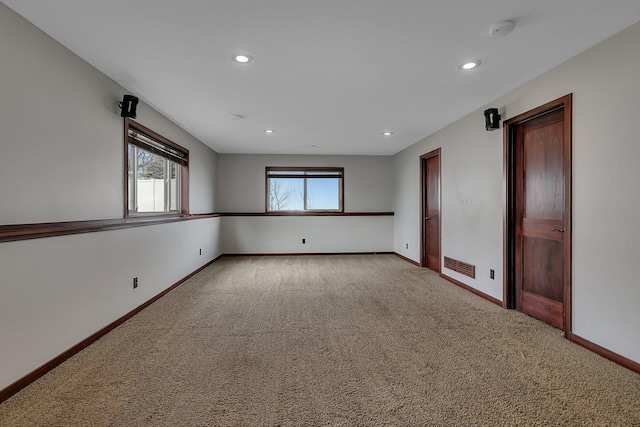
[{"xmin": 443, "ymin": 256, "xmax": 476, "ymax": 279}]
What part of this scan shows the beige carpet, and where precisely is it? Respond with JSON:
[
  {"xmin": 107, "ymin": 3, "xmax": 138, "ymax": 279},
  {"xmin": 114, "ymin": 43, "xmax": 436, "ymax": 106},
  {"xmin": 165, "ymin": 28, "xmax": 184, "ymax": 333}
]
[{"xmin": 1, "ymin": 254, "xmax": 639, "ymax": 426}]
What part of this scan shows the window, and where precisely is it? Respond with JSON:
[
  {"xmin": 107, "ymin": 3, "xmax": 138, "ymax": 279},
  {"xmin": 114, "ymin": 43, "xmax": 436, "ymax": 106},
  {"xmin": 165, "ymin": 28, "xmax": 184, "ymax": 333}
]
[
  {"xmin": 266, "ymin": 167, "xmax": 344, "ymax": 213},
  {"xmin": 125, "ymin": 120, "xmax": 188, "ymax": 216}
]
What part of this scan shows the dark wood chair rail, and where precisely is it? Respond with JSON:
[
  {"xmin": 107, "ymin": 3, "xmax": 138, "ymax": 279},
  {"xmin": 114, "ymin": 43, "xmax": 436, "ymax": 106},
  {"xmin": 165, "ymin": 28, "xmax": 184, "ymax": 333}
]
[{"xmin": 0, "ymin": 212, "xmax": 394, "ymax": 243}]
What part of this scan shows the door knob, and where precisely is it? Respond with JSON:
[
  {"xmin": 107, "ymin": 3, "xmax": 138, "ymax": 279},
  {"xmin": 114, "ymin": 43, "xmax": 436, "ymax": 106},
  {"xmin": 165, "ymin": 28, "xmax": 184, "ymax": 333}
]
[
  {"xmin": 552, "ymin": 228, "xmax": 565, "ymax": 233},
  {"xmin": 425, "ymin": 217, "xmax": 431, "ymax": 220}
]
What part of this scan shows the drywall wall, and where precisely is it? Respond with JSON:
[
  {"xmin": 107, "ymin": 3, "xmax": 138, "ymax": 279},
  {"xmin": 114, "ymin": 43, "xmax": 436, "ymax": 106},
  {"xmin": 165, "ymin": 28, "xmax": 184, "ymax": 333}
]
[
  {"xmin": 0, "ymin": 4, "xmax": 221, "ymax": 392},
  {"xmin": 222, "ymin": 215, "xmax": 393, "ymax": 254},
  {"xmin": 0, "ymin": 2, "xmax": 217, "ymax": 222},
  {"xmin": 136, "ymin": 106, "xmax": 218, "ymax": 215},
  {"xmin": 218, "ymin": 154, "xmax": 393, "ymax": 254},
  {"xmin": 393, "ymin": 116, "xmax": 503, "ymax": 299},
  {"xmin": 393, "ymin": 22, "xmax": 640, "ymax": 363},
  {"xmin": 0, "ymin": 218, "xmax": 222, "ymax": 389},
  {"xmin": 218, "ymin": 154, "xmax": 393, "ymax": 213}
]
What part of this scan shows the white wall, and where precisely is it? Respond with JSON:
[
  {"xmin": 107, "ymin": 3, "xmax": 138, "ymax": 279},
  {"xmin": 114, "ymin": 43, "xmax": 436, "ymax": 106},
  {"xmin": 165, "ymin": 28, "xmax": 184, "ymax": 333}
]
[
  {"xmin": 0, "ymin": 3, "xmax": 217, "ymax": 222},
  {"xmin": 218, "ymin": 154, "xmax": 393, "ymax": 213},
  {"xmin": 223, "ymin": 215, "xmax": 393, "ymax": 254},
  {"xmin": 393, "ymin": 118, "xmax": 503, "ymax": 299},
  {"xmin": 0, "ymin": 218, "xmax": 222, "ymax": 389},
  {"xmin": 0, "ymin": 4, "xmax": 221, "ymax": 391},
  {"xmin": 218, "ymin": 154, "xmax": 393, "ymax": 254},
  {"xmin": 393, "ymin": 22, "xmax": 640, "ymax": 363}
]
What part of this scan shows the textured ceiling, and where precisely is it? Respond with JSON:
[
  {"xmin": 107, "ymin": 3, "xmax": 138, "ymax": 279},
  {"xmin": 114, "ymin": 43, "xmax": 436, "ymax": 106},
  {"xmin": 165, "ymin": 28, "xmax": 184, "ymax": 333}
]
[{"xmin": 3, "ymin": 0, "xmax": 640, "ymax": 155}]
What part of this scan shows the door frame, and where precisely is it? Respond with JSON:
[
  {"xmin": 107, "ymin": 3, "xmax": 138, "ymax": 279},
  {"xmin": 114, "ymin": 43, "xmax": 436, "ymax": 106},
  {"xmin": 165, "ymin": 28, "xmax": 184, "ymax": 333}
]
[
  {"xmin": 420, "ymin": 148, "xmax": 442, "ymax": 271},
  {"xmin": 503, "ymin": 94, "xmax": 572, "ymax": 336}
]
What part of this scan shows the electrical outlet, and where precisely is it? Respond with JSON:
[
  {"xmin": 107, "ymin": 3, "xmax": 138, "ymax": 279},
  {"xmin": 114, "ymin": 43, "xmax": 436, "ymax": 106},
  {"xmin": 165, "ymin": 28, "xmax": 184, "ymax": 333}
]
[
  {"xmin": 406, "ymin": 243, "xmax": 409, "ymax": 249},
  {"xmin": 133, "ymin": 277, "xmax": 138, "ymax": 289},
  {"xmin": 490, "ymin": 269, "xmax": 495, "ymax": 280},
  {"xmin": 199, "ymin": 248, "xmax": 202, "ymax": 255},
  {"xmin": 302, "ymin": 238, "xmax": 306, "ymax": 244}
]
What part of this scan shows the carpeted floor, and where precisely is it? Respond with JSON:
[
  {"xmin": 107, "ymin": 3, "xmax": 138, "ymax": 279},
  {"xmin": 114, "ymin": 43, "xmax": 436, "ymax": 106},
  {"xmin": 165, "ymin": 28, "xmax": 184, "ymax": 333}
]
[{"xmin": 1, "ymin": 254, "xmax": 639, "ymax": 426}]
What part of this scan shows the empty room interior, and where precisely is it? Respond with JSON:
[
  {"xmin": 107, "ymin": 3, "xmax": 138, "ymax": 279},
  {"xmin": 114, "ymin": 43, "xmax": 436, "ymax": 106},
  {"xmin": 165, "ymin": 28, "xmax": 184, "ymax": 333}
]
[{"xmin": 1, "ymin": 1, "xmax": 640, "ymax": 425}]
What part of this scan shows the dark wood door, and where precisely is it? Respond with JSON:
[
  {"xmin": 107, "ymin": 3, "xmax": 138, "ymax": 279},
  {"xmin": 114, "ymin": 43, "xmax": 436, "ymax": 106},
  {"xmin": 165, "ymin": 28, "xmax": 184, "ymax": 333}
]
[
  {"xmin": 514, "ymin": 108, "xmax": 567, "ymax": 329},
  {"xmin": 422, "ymin": 150, "xmax": 441, "ymax": 272}
]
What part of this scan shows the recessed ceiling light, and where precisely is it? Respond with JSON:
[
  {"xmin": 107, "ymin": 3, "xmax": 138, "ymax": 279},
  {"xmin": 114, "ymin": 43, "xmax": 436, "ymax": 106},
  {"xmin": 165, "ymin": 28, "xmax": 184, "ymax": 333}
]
[
  {"xmin": 383, "ymin": 131, "xmax": 394, "ymax": 136},
  {"xmin": 264, "ymin": 129, "xmax": 274, "ymax": 134},
  {"xmin": 459, "ymin": 60, "xmax": 481, "ymax": 70},
  {"xmin": 232, "ymin": 53, "xmax": 253, "ymax": 64},
  {"xmin": 229, "ymin": 114, "xmax": 244, "ymax": 120}
]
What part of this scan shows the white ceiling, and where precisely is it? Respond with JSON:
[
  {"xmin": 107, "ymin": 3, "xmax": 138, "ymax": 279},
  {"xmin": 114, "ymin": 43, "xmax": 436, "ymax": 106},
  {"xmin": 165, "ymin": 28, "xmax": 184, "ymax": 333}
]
[{"xmin": 4, "ymin": 1, "xmax": 640, "ymax": 156}]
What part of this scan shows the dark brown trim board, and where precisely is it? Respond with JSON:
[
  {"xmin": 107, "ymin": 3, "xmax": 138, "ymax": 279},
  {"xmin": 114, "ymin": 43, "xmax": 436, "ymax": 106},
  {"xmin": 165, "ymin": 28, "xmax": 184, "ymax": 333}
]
[
  {"xmin": 0, "ymin": 212, "xmax": 390, "ymax": 244},
  {"xmin": 2, "ymin": 251, "xmax": 638, "ymax": 404},
  {"xmin": 394, "ymin": 252, "xmax": 421, "ymax": 267},
  {"xmin": 225, "ymin": 212, "xmax": 394, "ymax": 217},
  {"xmin": 224, "ymin": 252, "xmax": 394, "ymax": 258},
  {"xmin": 440, "ymin": 273, "xmax": 503, "ymax": 307},
  {"xmin": 441, "ymin": 271, "xmax": 640, "ymax": 375},
  {"xmin": 0, "ymin": 214, "xmax": 221, "ymax": 244},
  {"xmin": 503, "ymin": 94, "xmax": 572, "ymax": 335},
  {"xmin": 0, "ymin": 256, "xmax": 223, "ymax": 404},
  {"xmin": 569, "ymin": 334, "xmax": 640, "ymax": 375},
  {"xmin": 122, "ymin": 118, "xmax": 129, "ymax": 219}
]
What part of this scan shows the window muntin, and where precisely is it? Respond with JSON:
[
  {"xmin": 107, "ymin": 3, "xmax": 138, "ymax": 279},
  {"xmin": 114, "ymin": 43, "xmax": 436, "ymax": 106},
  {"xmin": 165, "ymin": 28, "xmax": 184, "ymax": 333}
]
[
  {"xmin": 266, "ymin": 167, "xmax": 344, "ymax": 213},
  {"xmin": 125, "ymin": 120, "xmax": 188, "ymax": 216}
]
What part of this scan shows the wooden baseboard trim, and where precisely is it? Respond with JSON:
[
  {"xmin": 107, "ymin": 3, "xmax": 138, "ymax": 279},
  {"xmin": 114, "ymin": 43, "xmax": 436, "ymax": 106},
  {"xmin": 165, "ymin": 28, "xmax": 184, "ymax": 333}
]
[
  {"xmin": 569, "ymin": 333, "xmax": 640, "ymax": 374},
  {"xmin": 3, "ymin": 253, "xmax": 638, "ymax": 404},
  {"xmin": 394, "ymin": 252, "xmax": 421, "ymax": 266},
  {"xmin": 0, "ymin": 255, "xmax": 223, "ymax": 404},
  {"xmin": 440, "ymin": 273, "xmax": 503, "ymax": 307},
  {"xmin": 223, "ymin": 252, "xmax": 394, "ymax": 257}
]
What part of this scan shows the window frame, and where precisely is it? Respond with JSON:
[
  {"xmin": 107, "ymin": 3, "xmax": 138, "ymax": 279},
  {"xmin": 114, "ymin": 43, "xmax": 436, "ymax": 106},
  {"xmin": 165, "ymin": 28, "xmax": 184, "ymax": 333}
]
[
  {"xmin": 265, "ymin": 166, "xmax": 344, "ymax": 214},
  {"xmin": 124, "ymin": 119, "xmax": 189, "ymax": 218}
]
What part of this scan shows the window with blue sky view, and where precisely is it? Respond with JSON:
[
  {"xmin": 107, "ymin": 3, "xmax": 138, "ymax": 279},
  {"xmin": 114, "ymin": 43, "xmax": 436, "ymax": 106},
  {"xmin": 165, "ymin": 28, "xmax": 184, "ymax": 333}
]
[{"xmin": 266, "ymin": 168, "xmax": 343, "ymax": 212}]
